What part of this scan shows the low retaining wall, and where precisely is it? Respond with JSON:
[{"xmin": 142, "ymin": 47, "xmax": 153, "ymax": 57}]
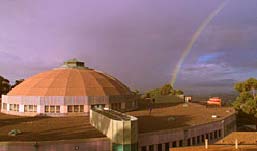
[{"xmin": 0, "ymin": 138, "xmax": 110, "ymax": 151}]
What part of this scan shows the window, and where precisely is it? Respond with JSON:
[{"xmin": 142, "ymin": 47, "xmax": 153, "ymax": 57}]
[
  {"xmin": 206, "ymin": 134, "xmax": 209, "ymax": 140},
  {"xmin": 50, "ymin": 106, "xmax": 55, "ymax": 113},
  {"xmin": 80, "ymin": 105, "xmax": 84, "ymax": 112},
  {"xmin": 197, "ymin": 136, "xmax": 200, "ymax": 144},
  {"xmin": 9, "ymin": 104, "xmax": 13, "ymax": 110},
  {"xmin": 45, "ymin": 106, "xmax": 49, "ymax": 113},
  {"xmin": 111, "ymin": 104, "xmax": 115, "ymax": 110},
  {"xmin": 214, "ymin": 130, "xmax": 218, "ymax": 139},
  {"xmin": 172, "ymin": 141, "xmax": 177, "ymax": 147},
  {"xmin": 15, "ymin": 104, "xmax": 19, "ymax": 111},
  {"xmin": 141, "ymin": 146, "xmax": 147, "ymax": 151},
  {"xmin": 68, "ymin": 105, "xmax": 84, "ymax": 113},
  {"xmin": 111, "ymin": 103, "xmax": 121, "ymax": 110},
  {"xmin": 29, "ymin": 105, "xmax": 33, "ymax": 111},
  {"xmin": 187, "ymin": 139, "xmax": 191, "ymax": 146},
  {"xmin": 179, "ymin": 140, "xmax": 183, "ymax": 147},
  {"xmin": 132, "ymin": 101, "xmax": 135, "ymax": 107},
  {"xmin": 9, "ymin": 104, "xmax": 19, "ymax": 111},
  {"xmin": 56, "ymin": 106, "xmax": 60, "ymax": 113},
  {"xmin": 74, "ymin": 105, "xmax": 79, "ymax": 112},
  {"xmin": 201, "ymin": 135, "xmax": 205, "ymax": 143},
  {"xmin": 2, "ymin": 103, "xmax": 7, "ymax": 110},
  {"xmin": 24, "ymin": 105, "xmax": 37, "ymax": 112},
  {"xmin": 192, "ymin": 137, "xmax": 196, "ymax": 145},
  {"xmin": 210, "ymin": 132, "xmax": 213, "ymax": 140},
  {"xmin": 165, "ymin": 143, "xmax": 169, "ymax": 151},
  {"xmin": 158, "ymin": 144, "xmax": 162, "ymax": 151},
  {"xmin": 149, "ymin": 145, "xmax": 154, "ymax": 151},
  {"xmin": 68, "ymin": 105, "xmax": 73, "ymax": 112},
  {"xmin": 45, "ymin": 105, "xmax": 60, "ymax": 113},
  {"xmin": 218, "ymin": 129, "xmax": 222, "ymax": 138}
]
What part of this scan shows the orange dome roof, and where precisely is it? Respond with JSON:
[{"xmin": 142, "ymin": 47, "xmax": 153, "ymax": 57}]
[{"xmin": 8, "ymin": 68, "xmax": 132, "ymax": 96}]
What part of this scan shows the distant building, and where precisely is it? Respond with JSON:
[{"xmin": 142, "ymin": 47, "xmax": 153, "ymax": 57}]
[
  {"xmin": 185, "ymin": 96, "xmax": 192, "ymax": 103},
  {"xmin": 207, "ymin": 97, "xmax": 222, "ymax": 106}
]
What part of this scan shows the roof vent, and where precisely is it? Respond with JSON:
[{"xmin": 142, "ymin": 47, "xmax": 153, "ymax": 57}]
[
  {"xmin": 211, "ymin": 115, "xmax": 218, "ymax": 118},
  {"xmin": 60, "ymin": 58, "xmax": 87, "ymax": 69}
]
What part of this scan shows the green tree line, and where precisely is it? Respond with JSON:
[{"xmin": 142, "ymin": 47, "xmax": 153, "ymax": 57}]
[
  {"xmin": 146, "ymin": 84, "xmax": 184, "ymax": 98},
  {"xmin": 233, "ymin": 78, "xmax": 257, "ymax": 130}
]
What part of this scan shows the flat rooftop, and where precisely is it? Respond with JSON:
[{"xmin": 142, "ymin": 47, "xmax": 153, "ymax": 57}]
[
  {"xmin": 171, "ymin": 132, "xmax": 257, "ymax": 151},
  {"xmin": 170, "ymin": 145, "xmax": 257, "ymax": 151},
  {"xmin": 92, "ymin": 108, "xmax": 136, "ymax": 121},
  {"xmin": 0, "ymin": 113, "xmax": 105, "ymax": 141},
  {"xmin": 216, "ymin": 132, "xmax": 257, "ymax": 145},
  {"xmin": 127, "ymin": 103, "xmax": 235, "ymax": 133}
]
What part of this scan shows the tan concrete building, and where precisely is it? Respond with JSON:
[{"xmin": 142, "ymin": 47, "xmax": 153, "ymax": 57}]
[{"xmin": 1, "ymin": 59, "xmax": 138, "ymax": 116}]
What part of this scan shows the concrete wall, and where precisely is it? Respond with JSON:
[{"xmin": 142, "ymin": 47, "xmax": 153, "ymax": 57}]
[
  {"xmin": 1, "ymin": 95, "xmax": 138, "ymax": 117},
  {"xmin": 138, "ymin": 114, "xmax": 236, "ymax": 151},
  {"xmin": 0, "ymin": 138, "xmax": 110, "ymax": 151},
  {"xmin": 90, "ymin": 109, "xmax": 138, "ymax": 151}
]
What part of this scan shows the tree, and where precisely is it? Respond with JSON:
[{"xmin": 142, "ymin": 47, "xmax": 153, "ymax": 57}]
[
  {"xmin": 11, "ymin": 79, "xmax": 24, "ymax": 89},
  {"xmin": 245, "ymin": 78, "xmax": 257, "ymax": 98},
  {"xmin": 175, "ymin": 89, "xmax": 184, "ymax": 95},
  {"xmin": 147, "ymin": 88, "xmax": 161, "ymax": 98},
  {"xmin": 160, "ymin": 84, "xmax": 173, "ymax": 95},
  {"xmin": 0, "ymin": 76, "xmax": 11, "ymax": 97},
  {"xmin": 234, "ymin": 82, "xmax": 245, "ymax": 93},
  {"xmin": 145, "ymin": 84, "xmax": 185, "ymax": 98},
  {"xmin": 233, "ymin": 78, "xmax": 257, "ymax": 130}
]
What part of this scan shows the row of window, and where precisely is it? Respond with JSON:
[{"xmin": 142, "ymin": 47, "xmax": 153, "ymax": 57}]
[
  {"xmin": 111, "ymin": 103, "xmax": 121, "ymax": 110},
  {"xmin": 141, "ymin": 140, "xmax": 182, "ymax": 151},
  {"xmin": 187, "ymin": 129, "xmax": 222, "ymax": 146},
  {"xmin": 68, "ymin": 105, "xmax": 84, "ymax": 112},
  {"xmin": 2, "ymin": 104, "xmax": 85, "ymax": 113},
  {"xmin": 3, "ymin": 103, "xmax": 37, "ymax": 112},
  {"xmin": 9, "ymin": 104, "xmax": 19, "ymax": 111},
  {"xmin": 24, "ymin": 105, "xmax": 37, "ymax": 112},
  {"xmin": 141, "ymin": 129, "xmax": 222, "ymax": 151},
  {"xmin": 45, "ymin": 105, "xmax": 60, "ymax": 113}
]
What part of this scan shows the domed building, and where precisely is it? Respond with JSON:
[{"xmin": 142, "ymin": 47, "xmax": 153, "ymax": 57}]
[{"xmin": 1, "ymin": 59, "xmax": 138, "ymax": 116}]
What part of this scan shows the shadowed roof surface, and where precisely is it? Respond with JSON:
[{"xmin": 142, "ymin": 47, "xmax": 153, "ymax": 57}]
[
  {"xmin": 8, "ymin": 68, "xmax": 131, "ymax": 96},
  {"xmin": 170, "ymin": 145, "xmax": 257, "ymax": 151},
  {"xmin": 216, "ymin": 132, "xmax": 257, "ymax": 145},
  {"xmin": 171, "ymin": 132, "xmax": 257, "ymax": 151},
  {"xmin": 0, "ymin": 113, "xmax": 105, "ymax": 141},
  {"xmin": 127, "ymin": 103, "xmax": 235, "ymax": 133}
]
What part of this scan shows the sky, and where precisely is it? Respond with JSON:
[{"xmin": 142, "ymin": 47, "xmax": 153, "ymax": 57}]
[{"xmin": 0, "ymin": 0, "xmax": 257, "ymax": 95}]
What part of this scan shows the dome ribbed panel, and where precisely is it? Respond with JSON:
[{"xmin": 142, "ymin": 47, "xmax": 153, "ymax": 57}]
[
  {"xmin": 8, "ymin": 68, "xmax": 131, "ymax": 96},
  {"xmin": 43, "ymin": 70, "xmax": 70, "ymax": 96},
  {"xmin": 84, "ymin": 70, "xmax": 106, "ymax": 96}
]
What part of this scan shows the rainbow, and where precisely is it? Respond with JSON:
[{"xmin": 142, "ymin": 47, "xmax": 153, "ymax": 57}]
[{"xmin": 171, "ymin": 0, "xmax": 230, "ymax": 86}]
